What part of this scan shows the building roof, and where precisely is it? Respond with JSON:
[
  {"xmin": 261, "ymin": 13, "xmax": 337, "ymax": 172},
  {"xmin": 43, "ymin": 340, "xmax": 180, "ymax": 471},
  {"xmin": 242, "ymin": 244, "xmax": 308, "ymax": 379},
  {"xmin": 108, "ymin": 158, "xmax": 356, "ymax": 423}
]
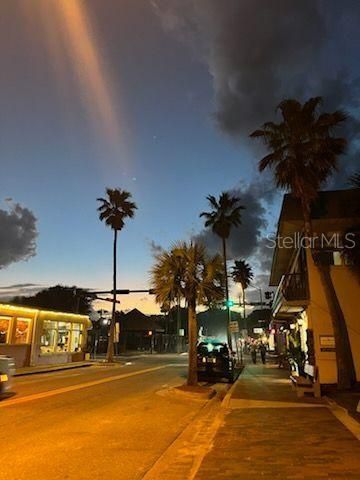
[
  {"xmin": 120, "ymin": 308, "xmax": 160, "ymax": 332},
  {"xmin": 269, "ymin": 188, "xmax": 360, "ymax": 286}
]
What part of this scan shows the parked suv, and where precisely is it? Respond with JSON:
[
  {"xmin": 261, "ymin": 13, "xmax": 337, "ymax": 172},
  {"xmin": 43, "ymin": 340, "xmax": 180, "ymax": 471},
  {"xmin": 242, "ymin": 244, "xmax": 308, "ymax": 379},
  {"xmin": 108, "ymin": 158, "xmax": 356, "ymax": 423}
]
[{"xmin": 197, "ymin": 340, "xmax": 235, "ymax": 383}]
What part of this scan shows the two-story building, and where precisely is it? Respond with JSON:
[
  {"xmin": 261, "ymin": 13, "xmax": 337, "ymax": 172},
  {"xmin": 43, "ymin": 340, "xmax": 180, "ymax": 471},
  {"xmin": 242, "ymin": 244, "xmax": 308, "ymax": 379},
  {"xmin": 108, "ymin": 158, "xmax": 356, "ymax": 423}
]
[{"xmin": 270, "ymin": 188, "xmax": 360, "ymax": 387}]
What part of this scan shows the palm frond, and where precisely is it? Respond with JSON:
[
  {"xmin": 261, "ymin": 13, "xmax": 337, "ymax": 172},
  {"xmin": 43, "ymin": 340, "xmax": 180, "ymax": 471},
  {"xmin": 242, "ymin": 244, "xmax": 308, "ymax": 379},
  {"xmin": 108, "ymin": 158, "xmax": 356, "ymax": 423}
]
[
  {"xmin": 97, "ymin": 188, "xmax": 137, "ymax": 230},
  {"xmin": 251, "ymin": 96, "xmax": 349, "ymax": 203}
]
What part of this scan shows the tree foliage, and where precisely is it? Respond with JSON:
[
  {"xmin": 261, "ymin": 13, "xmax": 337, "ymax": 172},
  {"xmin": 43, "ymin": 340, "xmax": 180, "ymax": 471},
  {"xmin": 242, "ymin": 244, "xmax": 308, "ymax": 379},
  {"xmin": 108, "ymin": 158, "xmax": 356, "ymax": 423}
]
[
  {"xmin": 231, "ymin": 259, "xmax": 254, "ymax": 290},
  {"xmin": 200, "ymin": 192, "xmax": 244, "ymax": 239},
  {"xmin": 97, "ymin": 188, "xmax": 137, "ymax": 231},
  {"xmin": 12, "ymin": 285, "xmax": 92, "ymax": 314},
  {"xmin": 250, "ymin": 97, "xmax": 347, "ymax": 204},
  {"xmin": 151, "ymin": 241, "xmax": 224, "ymax": 308}
]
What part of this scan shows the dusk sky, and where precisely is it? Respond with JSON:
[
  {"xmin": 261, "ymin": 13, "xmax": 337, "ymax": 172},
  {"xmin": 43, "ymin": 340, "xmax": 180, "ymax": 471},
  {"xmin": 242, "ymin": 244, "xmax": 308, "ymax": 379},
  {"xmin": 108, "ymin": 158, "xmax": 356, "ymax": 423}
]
[{"xmin": 1, "ymin": 1, "xmax": 360, "ymax": 313}]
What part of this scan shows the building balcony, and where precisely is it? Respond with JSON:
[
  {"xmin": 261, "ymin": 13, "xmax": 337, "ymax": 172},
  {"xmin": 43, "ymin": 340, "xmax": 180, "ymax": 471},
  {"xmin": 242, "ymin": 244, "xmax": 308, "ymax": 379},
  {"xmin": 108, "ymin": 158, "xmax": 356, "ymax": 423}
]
[{"xmin": 272, "ymin": 273, "xmax": 309, "ymax": 319}]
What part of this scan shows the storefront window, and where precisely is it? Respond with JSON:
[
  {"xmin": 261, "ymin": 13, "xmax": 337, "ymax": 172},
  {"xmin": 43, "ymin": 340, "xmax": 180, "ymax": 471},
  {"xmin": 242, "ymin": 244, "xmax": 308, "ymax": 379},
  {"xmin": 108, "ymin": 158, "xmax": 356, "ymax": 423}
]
[
  {"xmin": 57, "ymin": 322, "xmax": 70, "ymax": 352},
  {"xmin": 70, "ymin": 325, "xmax": 83, "ymax": 352},
  {"xmin": 40, "ymin": 320, "xmax": 84, "ymax": 354},
  {"xmin": 40, "ymin": 321, "xmax": 57, "ymax": 353},
  {"xmin": 14, "ymin": 318, "xmax": 31, "ymax": 344},
  {"xmin": 0, "ymin": 316, "xmax": 11, "ymax": 344}
]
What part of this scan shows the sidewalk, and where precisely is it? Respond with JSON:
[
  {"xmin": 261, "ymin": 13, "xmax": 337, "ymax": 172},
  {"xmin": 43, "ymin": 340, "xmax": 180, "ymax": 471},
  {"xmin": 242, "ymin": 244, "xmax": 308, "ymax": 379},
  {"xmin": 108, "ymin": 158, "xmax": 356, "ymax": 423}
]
[{"xmin": 195, "ymin": 363, "xmax": 360, "ymax": 479}]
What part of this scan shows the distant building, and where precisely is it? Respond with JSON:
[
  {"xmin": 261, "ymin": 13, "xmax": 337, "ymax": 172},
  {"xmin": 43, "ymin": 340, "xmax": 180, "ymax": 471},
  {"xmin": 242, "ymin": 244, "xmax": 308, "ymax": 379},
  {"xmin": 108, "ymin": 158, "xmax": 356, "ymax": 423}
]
[
  {"xmin": 270, "ymin": 189, "xmax": 360, "ymax": 386},
  {"xmin": 118, "ymin": 308, "xmax": 160, "ymax": 351},
  {"xmin": 0, "ymin": 303, "xmax": 91, "ymax": 367}
]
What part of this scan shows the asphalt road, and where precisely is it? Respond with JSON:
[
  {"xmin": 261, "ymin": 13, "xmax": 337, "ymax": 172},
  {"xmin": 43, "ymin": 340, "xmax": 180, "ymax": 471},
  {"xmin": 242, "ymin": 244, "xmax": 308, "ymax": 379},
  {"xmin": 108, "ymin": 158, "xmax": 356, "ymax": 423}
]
[{"xmin": 0, "ymin": 355, "xmax": 207, "ymax": 480}]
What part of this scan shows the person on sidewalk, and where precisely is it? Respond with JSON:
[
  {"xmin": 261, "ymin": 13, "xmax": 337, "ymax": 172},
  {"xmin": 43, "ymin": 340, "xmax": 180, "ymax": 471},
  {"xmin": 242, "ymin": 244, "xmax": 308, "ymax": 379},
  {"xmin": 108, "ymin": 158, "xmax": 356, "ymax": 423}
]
[
  {"xmin": 250, "ymin": 343, "xmax": 257, "ymax": 364},
  {"xmin": 259, "ymin": 342, "xmax": 267, "ymax": 365}
]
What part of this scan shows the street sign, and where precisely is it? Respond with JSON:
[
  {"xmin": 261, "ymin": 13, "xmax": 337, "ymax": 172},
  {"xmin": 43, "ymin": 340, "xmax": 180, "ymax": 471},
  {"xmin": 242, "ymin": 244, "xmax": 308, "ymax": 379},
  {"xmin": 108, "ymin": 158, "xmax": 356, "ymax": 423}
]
[{"xmin": 229, "ymin": 321, "xmax": 239, "ymax": 333}]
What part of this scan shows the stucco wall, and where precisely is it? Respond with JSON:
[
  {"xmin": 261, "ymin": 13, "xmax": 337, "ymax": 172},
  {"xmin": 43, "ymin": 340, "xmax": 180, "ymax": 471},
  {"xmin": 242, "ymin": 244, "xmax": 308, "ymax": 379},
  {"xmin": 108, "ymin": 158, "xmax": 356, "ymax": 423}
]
[
  {"xmin": 306, "ymin": 251, "xmax": 360, "ymax": 384},
  {"xmin": 331, "ymin": 267, "xmax": 360, "ymax": 382},
  {"xmin": 0, "ymin": 345, "xmax": 31, "ymax": 368}
]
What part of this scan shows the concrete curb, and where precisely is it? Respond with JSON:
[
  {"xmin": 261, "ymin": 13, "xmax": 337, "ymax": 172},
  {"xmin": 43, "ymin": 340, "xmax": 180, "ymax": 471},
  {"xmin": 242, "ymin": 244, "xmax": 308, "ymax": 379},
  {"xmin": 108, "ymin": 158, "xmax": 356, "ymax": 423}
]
[
  {"xmin": 141, "ymin": 391, "xmax": 224, "ymax": 480},
  {"xmin": 14, "ymin": 362, "xmax": 93, "ymax": 377},
  {"xmin": 221, "ymin": 365, "xmax": 245, "ymax": 409},
  {"xmin": 324, "ymin": 396, "xmax": 360, "ymax": 441}
]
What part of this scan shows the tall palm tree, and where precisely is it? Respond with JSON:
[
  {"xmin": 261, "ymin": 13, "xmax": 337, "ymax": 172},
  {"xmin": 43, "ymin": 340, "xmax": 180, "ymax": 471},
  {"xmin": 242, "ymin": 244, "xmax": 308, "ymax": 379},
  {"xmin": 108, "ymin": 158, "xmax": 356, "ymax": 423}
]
[
  {"xmin": 349, "ymin": 171, "xmax": 360, "ymax": 188},
  {"xmin": 250, "ymin": 96, "xmax": 356, "ymax": 389},
  {"xmin": 151, "ymin": 241, "xmax": 224, "ymax": 386},
  {"xmin": 231, "ymin": 260, "xmax": 254, "ymax": 328},
  {"xmin": 200, "ymin": 193, "xmax": 244, "ymax": 346},
  {"xmin": 97, "ymin": 188, "xmax": 137, "ymax": 362}
]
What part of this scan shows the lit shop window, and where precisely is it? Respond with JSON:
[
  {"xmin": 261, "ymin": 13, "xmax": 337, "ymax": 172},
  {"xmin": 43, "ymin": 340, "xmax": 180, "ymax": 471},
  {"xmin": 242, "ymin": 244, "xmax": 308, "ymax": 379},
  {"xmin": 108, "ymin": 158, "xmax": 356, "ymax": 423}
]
[
  {"xmin": 70, "ymin": 323, "xmax": 83, "ymax": 352},
  {"xmin": 57, "ymin": 322, "xmax": 71, "ymax": 352},
  {"xmin": 40, "ymin": 321, "xmax": 57, "ymax": 353},
  {"xmin": 40, "ymin": 321, "xmax": 83, "ymax": 354},
  {"xmin": 14, "ymin": 318, "xmax": 31, "ymax": 344},
  {"xmin": 0, "ymin": 316, "xmax": 11, "ymax": 344}
]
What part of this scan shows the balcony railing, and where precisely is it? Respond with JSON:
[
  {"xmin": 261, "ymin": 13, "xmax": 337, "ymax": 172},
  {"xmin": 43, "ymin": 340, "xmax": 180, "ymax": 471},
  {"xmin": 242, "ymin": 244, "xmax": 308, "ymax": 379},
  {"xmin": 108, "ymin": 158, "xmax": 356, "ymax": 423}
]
[
  {"xmin": 282, "ymin": 273, "xmax": 309, "ymax": 301},
  {"xmin": 272, "ymin": 273, "xmax": 309, "ymax": 313}
]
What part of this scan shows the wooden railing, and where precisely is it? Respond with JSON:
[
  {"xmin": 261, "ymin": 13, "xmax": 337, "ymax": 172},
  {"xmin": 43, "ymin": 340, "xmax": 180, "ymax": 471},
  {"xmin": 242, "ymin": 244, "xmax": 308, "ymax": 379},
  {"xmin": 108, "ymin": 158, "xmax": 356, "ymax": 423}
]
[
  {"xmin": 282, "ymin": 273, "xmax": 309, "ymax": 301},
  {"xmin": 272, "ymin": 273, "xmax": 309, "ymax": 312}
]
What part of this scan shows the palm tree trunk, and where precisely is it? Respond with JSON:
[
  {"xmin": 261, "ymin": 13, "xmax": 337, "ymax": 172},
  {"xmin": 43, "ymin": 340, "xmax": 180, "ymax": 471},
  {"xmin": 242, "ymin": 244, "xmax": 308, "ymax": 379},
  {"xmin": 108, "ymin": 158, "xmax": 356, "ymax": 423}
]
[
  {"xmin": 222, "ymin": 238, "xmax": 232, "ymax": 347},
  {"xmin": 176, "ymin": 295, "xmax": 181, "ymax": 353},
  {"xmin": 315, "ymin": 257, "xmax": 356, "ymax": 389},
  {"xmin": 187, "ymin": 299, "xmax": 198, "ymax": 386},
  {"xmin": 106, "ymin": 228, "xmax": 117, "ymax": 363},
  {"xmin": 242, "ymin": 286, "xmax": 247, "ymax": 331},
  {"xmin": 301, "ymin": 200, "xmax": 356, "ymax": 390}
]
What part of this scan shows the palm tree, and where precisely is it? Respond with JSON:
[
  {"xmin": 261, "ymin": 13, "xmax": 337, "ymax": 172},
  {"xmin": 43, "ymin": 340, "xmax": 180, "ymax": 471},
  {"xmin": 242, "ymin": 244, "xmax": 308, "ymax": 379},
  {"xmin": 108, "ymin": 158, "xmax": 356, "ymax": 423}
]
[
  {"xmin": 250, "ymin": 96, "xmax": 356, "ymax": 389},
  {"xmin": 200, "ymin": 193, "xmax": 244, "ymax": 345},
  {"xmin": 231, "ymin": 260, "xmax": 254, "ymax": 328},
  {"xmin": 349, "ymin": 171, "xmax": 360, "ymax": 188},
  {"xmin": 97, "ymin": 188, "xmax": 137, "ymax": 362},
  {"xmin": 151, "ymin": 241, "xmax": 224, "ymax": 386}
]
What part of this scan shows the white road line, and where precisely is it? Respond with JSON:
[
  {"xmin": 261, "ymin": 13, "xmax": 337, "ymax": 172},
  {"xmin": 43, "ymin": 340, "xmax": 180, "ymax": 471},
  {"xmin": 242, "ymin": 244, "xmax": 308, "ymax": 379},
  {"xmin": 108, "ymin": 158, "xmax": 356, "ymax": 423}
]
[{"xmin": 0, "ymin": 365, "xmax": 170, "ymax": 408}]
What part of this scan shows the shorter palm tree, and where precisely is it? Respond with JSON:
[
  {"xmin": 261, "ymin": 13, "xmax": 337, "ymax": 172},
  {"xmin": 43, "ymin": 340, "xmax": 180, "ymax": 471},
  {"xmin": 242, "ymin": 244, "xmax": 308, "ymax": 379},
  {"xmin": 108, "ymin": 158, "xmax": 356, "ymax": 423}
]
[
  {"xmin": 231, "ymin": 260, "xmax": 254, "ymax": 328},
  {"xmin": 151, "ymin": 241, "xmax": 224, "ymax": 386},
  {"xmin": 200, "ymin": 193, "xmax": 244, "ymax": 345},
  {"xmin": 97, "ymin": 188, "xmax": 137, "ymax": 362}
]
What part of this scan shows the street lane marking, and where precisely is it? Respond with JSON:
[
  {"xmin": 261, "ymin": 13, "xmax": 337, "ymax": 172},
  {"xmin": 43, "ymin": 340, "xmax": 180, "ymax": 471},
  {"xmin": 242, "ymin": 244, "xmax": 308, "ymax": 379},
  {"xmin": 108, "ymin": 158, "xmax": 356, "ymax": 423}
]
[{"xmin": 0, "ymin": 365, "xmax": 169, "ymax": 408}]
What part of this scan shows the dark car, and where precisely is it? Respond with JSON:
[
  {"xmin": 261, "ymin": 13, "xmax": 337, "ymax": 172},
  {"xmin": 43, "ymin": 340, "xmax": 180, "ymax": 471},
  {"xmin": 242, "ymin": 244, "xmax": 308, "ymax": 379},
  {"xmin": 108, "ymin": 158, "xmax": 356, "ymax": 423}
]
[{"xmin": 197, "ymin": 340, "xmax": 236, "ymax": 383}]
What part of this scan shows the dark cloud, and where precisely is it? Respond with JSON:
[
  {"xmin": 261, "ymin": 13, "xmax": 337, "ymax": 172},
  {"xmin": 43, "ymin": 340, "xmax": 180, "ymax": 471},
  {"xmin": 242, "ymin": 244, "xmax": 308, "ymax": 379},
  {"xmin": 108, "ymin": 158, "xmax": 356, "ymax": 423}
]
[
  {"xmin": 0, "ymin": 283, "xmax": 40, "ymax": 290},
  {"xmin": 153, "ymin": 0, "xmax": 360, "ymax": 186},
  {"xmin": 254, "ymin": 236, "xmax": 274, "ymax": 274},
  {"xmin": 193, "ymin": 180, "xmax": 277, "ymax": 260},
  {"xmin": 0, "ymin": 202, "xmax": 38, "ymax": 269}
]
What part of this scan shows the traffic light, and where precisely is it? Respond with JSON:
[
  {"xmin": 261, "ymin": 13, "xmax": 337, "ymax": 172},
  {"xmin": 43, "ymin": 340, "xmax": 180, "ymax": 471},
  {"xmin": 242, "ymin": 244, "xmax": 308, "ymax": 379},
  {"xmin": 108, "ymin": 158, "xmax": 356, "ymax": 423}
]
[{"xmin": 224, "ymin": 299, "xmax": 235, "ymax": 307}]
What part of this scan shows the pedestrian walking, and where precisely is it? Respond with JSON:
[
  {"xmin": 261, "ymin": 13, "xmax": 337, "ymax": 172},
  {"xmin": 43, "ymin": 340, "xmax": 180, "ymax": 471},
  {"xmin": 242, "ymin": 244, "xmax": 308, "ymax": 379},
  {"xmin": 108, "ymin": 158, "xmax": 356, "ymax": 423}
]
[
  {"xmin": 259, "ymin": 342, "xmax": 267, "ymax": 364},
  {"xmin": 250, "ymin": 343, "xmax": 257, "ymax": 364}
]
